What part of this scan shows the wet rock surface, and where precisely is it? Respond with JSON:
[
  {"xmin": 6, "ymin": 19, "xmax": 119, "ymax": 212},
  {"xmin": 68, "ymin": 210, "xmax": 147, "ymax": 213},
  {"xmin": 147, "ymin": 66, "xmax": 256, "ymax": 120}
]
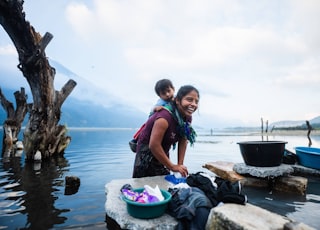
[{"xmin": 233, "ymin": 163, "xmax": 294, "ymax": 178}]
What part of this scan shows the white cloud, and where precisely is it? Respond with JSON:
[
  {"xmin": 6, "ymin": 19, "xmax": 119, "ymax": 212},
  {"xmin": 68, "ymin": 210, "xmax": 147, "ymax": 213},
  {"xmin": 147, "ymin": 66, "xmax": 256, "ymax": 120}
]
[
  {"xmin": 1, "ymin": 0, "xmax": 320, "ymax": 127},
  {"xmin": 65, "ymin": 3, "xmax": 97, "ymax": 42},
  {"xmin": 0, "ymin": 44, "xmax": 16, "ymax": 55}
]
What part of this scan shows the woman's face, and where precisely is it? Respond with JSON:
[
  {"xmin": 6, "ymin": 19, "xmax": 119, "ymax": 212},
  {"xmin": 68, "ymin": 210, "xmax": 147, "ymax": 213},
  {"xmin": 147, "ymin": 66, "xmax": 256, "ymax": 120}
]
[{"xmin": 176, "ymin": 90, "xmax": 199, "ymax": 117}]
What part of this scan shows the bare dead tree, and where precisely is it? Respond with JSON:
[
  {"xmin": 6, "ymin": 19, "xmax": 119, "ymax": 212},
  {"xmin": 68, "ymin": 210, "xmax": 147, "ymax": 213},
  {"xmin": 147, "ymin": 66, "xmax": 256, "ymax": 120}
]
[
  {"xmin": 0, "ymin": 1, "xmax": 77, "ymax": 160},
  {"xmin": 0, "ymin": 87, "xmax": 30, "ymax": 155}
]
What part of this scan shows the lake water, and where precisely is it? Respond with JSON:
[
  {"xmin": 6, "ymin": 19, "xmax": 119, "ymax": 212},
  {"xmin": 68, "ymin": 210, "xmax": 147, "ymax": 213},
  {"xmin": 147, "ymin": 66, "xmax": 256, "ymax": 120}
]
[{"xmin": 0, "ymin": 128, "xmax": 320, "ymax": 229}]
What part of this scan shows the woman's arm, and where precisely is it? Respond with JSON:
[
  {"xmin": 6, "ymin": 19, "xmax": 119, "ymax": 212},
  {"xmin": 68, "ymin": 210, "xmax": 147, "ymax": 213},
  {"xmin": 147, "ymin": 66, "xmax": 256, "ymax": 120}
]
[
  {"xmin": 177, "ymin": 137, "xmax": 188, "ymax": 165},
  {"xmin": 149, "ymin": 118, "xmax": 188, "ymax": 176}
]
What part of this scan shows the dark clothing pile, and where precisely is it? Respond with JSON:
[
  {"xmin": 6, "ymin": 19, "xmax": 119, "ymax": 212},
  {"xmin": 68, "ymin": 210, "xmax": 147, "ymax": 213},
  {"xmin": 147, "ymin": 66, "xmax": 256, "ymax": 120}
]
[
  {"xmin": 167, "ymin": 172, "xmax": 247, "ymax": 230},
  {"xmin": 167, "ymin": 187, "xmax": 212, "ymax": 230}
]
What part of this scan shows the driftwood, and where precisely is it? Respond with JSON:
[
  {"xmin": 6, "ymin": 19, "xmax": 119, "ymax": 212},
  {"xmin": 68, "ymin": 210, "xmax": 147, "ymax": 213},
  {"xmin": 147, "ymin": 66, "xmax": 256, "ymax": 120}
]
[{"xmin": 0, "ymin": 1, "xmax": 77, "ymax": 159}]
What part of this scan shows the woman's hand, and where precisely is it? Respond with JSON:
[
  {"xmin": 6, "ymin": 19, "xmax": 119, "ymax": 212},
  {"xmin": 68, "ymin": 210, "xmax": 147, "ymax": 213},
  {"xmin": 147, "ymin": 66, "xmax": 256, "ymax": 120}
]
[{"xmin": 171, "ymin": 164, "xmax": 188, "ymax": 177}]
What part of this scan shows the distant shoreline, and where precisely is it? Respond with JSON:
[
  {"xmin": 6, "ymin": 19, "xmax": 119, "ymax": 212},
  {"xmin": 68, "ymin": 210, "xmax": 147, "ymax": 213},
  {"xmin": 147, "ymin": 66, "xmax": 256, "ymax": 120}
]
[
  {"xmin": 263, "ymin": 130, "xmax": 319, "ymax": 136},
  {"xmin": 0, "ymin": 126, "xmax": 318, "ymax": 136},
  {"xmin": 198, "ymin": 129, "xmax": 320, "ymax": 137}
]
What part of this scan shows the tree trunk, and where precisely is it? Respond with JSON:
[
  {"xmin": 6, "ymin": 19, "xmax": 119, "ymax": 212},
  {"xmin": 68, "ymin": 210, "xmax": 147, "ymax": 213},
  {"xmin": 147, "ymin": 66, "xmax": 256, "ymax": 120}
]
[
  {"xmin": 0, "ymin": 87, "xmax": 29, "ymax": 156},
  {"xmin": 0, "ymin": 0, "xmax": 77, "ymax": 160}
]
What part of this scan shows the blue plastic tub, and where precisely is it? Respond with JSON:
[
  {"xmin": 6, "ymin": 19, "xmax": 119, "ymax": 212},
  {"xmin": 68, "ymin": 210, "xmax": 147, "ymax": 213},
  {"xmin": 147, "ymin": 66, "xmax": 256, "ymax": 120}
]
[{"xmin": 295, "ymin": 147, "xmax": 320, "ymax": 170}]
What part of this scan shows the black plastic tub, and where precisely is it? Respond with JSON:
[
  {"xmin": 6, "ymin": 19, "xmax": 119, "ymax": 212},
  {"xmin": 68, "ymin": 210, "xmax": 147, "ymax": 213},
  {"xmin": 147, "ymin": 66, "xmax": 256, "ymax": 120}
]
[{"xmin": 237, "ymin": 141, "xmax": 287, "ymax": 167}]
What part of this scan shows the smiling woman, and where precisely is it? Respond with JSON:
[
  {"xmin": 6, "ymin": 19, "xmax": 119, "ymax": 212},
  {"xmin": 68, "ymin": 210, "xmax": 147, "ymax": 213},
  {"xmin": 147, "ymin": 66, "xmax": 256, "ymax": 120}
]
[{"xmin": 132, "ymin": 85, "xmax": 200, "ymax": 178}]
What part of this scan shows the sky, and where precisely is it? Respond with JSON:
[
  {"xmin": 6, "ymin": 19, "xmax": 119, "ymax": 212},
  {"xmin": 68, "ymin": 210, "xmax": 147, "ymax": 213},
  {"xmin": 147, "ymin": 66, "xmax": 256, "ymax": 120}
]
[{"xmin": 1, "ymin": 0, "xmax": 320, "ymax": 128}]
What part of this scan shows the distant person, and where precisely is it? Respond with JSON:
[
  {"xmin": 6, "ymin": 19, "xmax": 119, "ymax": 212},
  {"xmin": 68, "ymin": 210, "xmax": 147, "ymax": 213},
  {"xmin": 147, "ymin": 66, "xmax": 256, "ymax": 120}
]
[
  {"xmin": 129, "ymin": 79, "xmax": 175, "ymax": 152},
  {"xmin": 306, "ymin": 120, "xmax": 312, "ymax": 147},
  {"xmin": 132, "ymin": 85, "xmax": 199, "ymax": 178},
  {"xmin": 306, "ymin": 120, "xmax": 312, "ymax": 137}
]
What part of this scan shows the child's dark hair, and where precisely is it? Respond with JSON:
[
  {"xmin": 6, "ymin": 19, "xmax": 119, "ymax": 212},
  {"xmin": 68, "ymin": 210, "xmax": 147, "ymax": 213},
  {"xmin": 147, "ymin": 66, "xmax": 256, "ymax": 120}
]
[{"xmin": 154, "ymin": 79, "xmax": 174, "ymax": 96}]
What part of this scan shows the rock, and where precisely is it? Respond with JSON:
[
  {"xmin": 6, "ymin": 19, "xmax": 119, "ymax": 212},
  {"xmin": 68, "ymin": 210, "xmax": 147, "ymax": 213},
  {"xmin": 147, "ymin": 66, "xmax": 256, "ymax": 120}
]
[
  {"xmin": 204, "ymin": 161, "xmax": 307, "ymax": 195},
  {"xmin": 65, "ymin": 176, "xmax": 80, "ymax": 195},
  {"xmin": 233, "ymin": 163, "xmax": 294, "ymax": 178},
  {"xmin": 242, "ymin": 176, "xmax": 269, "ymax": 187},
  {"xmin": 292, "ymin": 165, "xmax": 320, "ymax": 177},
  {"xmin": 206, "ymin": 203, "xmax": 299, "ymax": 230},
  {"xmin": 105, "ymin": 176, "xmax": 178, "ymax": 230},
  {"xmin": 275, "ymin": 175, "xmax": 307, "ymax": 195},
  {"xmin": 34, "ymin": 150, "xmax": 42, "ymax": 161},
  {"xmin": 284, "ymin": 221, "xmax": 315, "ymax": 230},
  {"xmin": 15, "ymin": 141, "xmax": 24, "ymax": 150},
  {"xmin": 203, "ymin": 161, "xmax": 245, "ymax": 182},
  {"xmin": 105, "ymin": 175, "xmax": 314, "ymax": 230}
]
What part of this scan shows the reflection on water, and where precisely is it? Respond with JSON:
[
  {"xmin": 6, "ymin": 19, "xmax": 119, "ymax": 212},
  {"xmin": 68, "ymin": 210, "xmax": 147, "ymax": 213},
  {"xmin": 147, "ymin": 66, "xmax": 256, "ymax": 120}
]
[
  {"xmin": 0, "ymin": 129, "xmax": 135, "ymax": 229},
  {"xmin": 1, "ymin": 154, "xmax": 70, "ymax": 229},
  {"xmin": 0, "ymin": 129, "xmax": 320, "ymax": 229}
]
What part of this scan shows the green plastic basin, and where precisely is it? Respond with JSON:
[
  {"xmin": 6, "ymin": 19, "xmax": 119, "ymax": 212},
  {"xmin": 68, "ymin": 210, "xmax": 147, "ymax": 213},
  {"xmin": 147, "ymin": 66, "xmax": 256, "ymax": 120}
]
[{"xmin": 123, "ymin": 188, "xmax": 172, "ymax": 219}]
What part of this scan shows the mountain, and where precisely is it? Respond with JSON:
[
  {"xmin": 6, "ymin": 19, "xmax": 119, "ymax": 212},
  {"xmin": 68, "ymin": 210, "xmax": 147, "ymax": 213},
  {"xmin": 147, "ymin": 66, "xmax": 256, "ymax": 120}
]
[
  {"xmin": 269, "ymin": 116, "xmax": 320, "ymax": 129},
  {"xmin": 1, "ymin": 58, "xmax": 319, "ymax": 129},
  {"xmin": 269, "ymin": 120, "xmax": 305, "ymax": 128},
  {"xmin": 0, "ymin": 59, "xmax": 146, "ymax": 128},
  {"xmin": 311, "ymin": 116, "xmax": 320, "ymax": 124},
  {"xmin": 60, "ymin": 97, "xmax": 146, "ymax": 128}
]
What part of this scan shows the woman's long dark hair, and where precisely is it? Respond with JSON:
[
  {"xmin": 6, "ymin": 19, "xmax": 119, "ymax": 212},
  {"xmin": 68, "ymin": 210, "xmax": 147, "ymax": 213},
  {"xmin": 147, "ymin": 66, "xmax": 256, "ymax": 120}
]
[
  {"xmin": 166, "ymin": 85, "xmax": 198, "ymax": 146},
  {"xmin": 175, "ymin": 85, "xmax": 200, "ymax": 102}
]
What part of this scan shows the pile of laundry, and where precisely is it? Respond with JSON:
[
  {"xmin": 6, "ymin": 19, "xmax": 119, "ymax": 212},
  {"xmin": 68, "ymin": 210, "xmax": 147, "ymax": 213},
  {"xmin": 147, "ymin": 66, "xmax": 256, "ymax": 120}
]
[
  {"xmin": 165, "ymin": 171, "xmax": 247, "ymax": 230},
  {"xmin": 119, "ymin": 172, "xmax": 247, "ymax": 230},
  {"xmin": 121, "ymin": 184, "xmax": 164, "ymax": 203}
]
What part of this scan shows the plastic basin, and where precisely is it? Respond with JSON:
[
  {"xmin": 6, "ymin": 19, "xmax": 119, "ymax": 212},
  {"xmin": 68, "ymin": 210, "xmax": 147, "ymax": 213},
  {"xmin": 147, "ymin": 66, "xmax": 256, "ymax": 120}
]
[
  {"xmin": 123, "ymin": 188, "xmax": 172, "ymax": 219},
  {"xmin": 237, "ymin": 141, "xmax": 287, "ymax": 167},
  {"xmin": 295, "ymin": 147, "xmax": 320, "ymax": 170}
]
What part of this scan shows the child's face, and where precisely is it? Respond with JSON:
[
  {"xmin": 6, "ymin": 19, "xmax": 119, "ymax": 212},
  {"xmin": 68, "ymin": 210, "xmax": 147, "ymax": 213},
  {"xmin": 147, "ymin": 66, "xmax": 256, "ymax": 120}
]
[{"xmin": 159, "ymin": 87, "xmax": 175, "ymax": 101}]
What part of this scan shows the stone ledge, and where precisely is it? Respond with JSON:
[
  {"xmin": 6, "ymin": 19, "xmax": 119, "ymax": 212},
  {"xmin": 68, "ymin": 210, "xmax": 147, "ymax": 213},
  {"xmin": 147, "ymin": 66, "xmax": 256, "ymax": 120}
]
[
  {"xmin": 105, "ymin": 174, "xmax": 315, "ymax": 230},
  {"xmin": 292, "ymin": 164, "xmax": 320, "ymax": 176},
  {"xmin": 203, "ymin": 161, "xmax": 245, "ymax": 182},
  {"xmin": 206, "ymin": 203, "xmax": 315, "ymax": 230},
  {"xmin": 233, "ymin": 163, "xmax": 294, "ymax": 178},
  {"xmin": 105, "ymin": 176, "xmax": 178, "ymax": 230},
  {"xmin": 203, "ymin": 161, "xmax": 308, "ymax": 195}
]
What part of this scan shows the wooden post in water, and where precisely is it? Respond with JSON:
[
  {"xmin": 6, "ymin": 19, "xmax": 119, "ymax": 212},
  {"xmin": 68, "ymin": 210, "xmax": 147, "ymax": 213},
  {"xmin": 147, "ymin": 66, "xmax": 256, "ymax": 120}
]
[{"xmin": 261, "ymin": 118, "xmax": 264, "ymax": 141}]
